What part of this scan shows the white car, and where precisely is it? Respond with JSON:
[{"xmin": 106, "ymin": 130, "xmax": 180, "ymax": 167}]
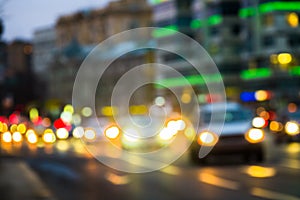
[{"xmin": 190, "ymin": 102, "xmax": 265, "ymax": 164}]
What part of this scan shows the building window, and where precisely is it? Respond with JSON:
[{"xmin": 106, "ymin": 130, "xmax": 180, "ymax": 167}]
[
  {"xmin": 262, "ymin": 14, "xmax": 274, "ymax": 27},
  {"xmin": 263, "ymin": 36, "xmax": 275, "ymax": 47},
  {"xmin": 288, "ymin": 34, "xmax": 300, "ymax": 47},
  {"xmin": 209, "ymin": 27, "xmax": 219, "ymax": 36},
  {"xmin": 231, "ymin": 24, "xmax": 241, "ymax": 36},
  {"xmin": 220, "ymin": 1, "xmax": 240, "ymax": 16}
]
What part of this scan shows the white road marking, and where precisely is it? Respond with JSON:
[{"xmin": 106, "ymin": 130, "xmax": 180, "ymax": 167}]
[
  {"xmin": 198, "ymin": 172, "xmax": 240, "ymax": 190},
  {"xmin": 251, "ymin": 187, "xmax": 300, "ymax": 200},
  {"xmin": 105, "ymin": 172, "xmax": 130, "ymax": 185},
  {"xmin": 280, "ymin": 159, "xmax": 300, "ymax": 170}
]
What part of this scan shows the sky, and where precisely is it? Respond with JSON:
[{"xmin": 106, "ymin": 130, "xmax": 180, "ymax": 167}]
[{"xmin": 0, "ymin": 0, "xmax": 113, "ymax": 41}]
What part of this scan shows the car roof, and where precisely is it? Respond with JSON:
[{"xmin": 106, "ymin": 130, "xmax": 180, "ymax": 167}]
[{"xmin": 200, "ymin": 102, "xmax": 242, "ymax": 112}]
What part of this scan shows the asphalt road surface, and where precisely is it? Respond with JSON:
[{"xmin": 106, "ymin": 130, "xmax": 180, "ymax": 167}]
[{"xmin": 1, "ymin": 134, "xmax": 300, "ymax": 200}]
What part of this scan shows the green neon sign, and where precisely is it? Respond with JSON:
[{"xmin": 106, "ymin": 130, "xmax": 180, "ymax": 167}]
[
  {"xmin": 241, "ymin": 68, "xmax": 272, "ymax": 80},
  {"xmin": 191, "ymin": 19, "xmax": 203, "ymax": 29},
  {"xmin": 259, "ymin": 1, "xmax": 300, "ymax": 13},
  {"xmin": 155, "ymin": 74, "xmax": 223, "ymax": 88},
  {"xmin": 152, "ymin": 25, "xmax": 178, "ymax": 38},
  {"xmin": 149, "ymin": 0, "xmax": 171, "ymax": 5},
  {"xmin": 289, "ymin": 66, "xmax": 300, "ymax": 76},
  {"xmin": 239, "ymin": 7, "xmax": 256, "ymax": 18},
  {"xmin": 208, "ymin": 14, "xmax": 222, "ymax": 26}
]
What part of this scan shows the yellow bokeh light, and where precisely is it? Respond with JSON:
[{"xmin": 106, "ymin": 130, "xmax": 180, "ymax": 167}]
[
  {"xmin": 197, "ymin": 131, "xmax": 218, "ymax": 146},
  {"xmin": 245, "ymin": 128, "xmax": 264, "ymax": 143},
  {"xmin": 285, "ymin": 121, "xmax": 299, "ymax": 136},
  {"xmin": 269, "ymin": 121, "xmax": 283, "ymax": 132},
  {"xmin": 252, "ymin": 117, "xmax": 265, "ymax": 128},
  {"xmin": 81, "ymin": 107, "xmax": 93, "ymax": 117},
  {"xmin": 2, "ymin": 123, "xmax": 8, "ymax": 132},
  {"xmin": 43, "ymin": 132, "xmax": 56, "ymax": 144},
  {"xmin": 286, "ymin": 12, "xmax": 299, "ymax": 28},
  {"xmin": 64, "ymin": 104, "xmax": 74, "ymax": 114},
  {"xmin": 277, "ymin": 53, "xmax": 292, "ymax": 65},
  {"xmin": 255, "ymin": 90, "xmax": 268, "ymax": 101},
  {"xmin": 181, "ymin": 93, "xmax": 191, "ymax": 104},
  {"xmin": 27, "ymin": 132, "xmax": 38, "ymax": 144},
  {"xmin": 101, "ymin": 106, "xmax": 117, "ymax": 117},
  {"xmin": 105, "ymin": 126, "xmax": 120, "ymax": 139},
  {"xmin": 17, "ymin": 124, "xmax": 27, "ymax": 134},
  {"xmin": 244, "ymin": 166, "xmax": 276, "ymax": 178},
  {"xmin": 10, "ymin": 124, "xmax": 18, "ymax": 133},
  {"xmin": 29, "ymin": 108, "xmax": 39, "ymax": 121}
]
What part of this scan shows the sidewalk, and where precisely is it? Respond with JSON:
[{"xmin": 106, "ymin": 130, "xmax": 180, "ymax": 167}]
[{"xmin": 0, "ymin": 158, "xmax": 56, "ymax": 200}]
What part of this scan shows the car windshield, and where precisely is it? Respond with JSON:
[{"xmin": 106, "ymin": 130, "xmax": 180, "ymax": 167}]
[
  {"xmin": 202, "ymin": 109, "xmax": 252, "ymax": 124},
  {"xmin": 288, "ymin": 111, "xmax": 300, "ymax": 120}
]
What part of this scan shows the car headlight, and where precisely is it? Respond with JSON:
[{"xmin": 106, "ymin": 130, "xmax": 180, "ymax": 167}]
[
  {"xmin": 159, "ymin": 128, "xmax": 175, "ymax": 141},
  {"xmin": 252, "ymin": 117, "xmax": 265, "ymax": 128},
  {"xmin": 84, "ymin": 128, "xmax": 96, "ymax": 141},
  {"xmin": 104, "ymin": 126, "xmax": 120, "ymax": 139},
  {"xmin": 285, "ymin": 121, "xmax": 300, "ymax": 136},
  {"xmin": 43, "ymin": 131, "xmax": 56, "ymax": 144},
  {"xmin": 197, "ymin": 131, "xmax": 218, "ymax": 146},
  {"xmin": 245, "ymin": 128, "xmax": 264, "ymax": 143}
]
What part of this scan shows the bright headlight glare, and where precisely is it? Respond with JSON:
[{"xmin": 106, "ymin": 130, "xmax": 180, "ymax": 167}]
[
  {"xmin": 2, "ymin": 131, "xmax": 12, "ymax": 143},
  {"xmin": 197, "ymin": 131, "xmax": 218, "ymax": 146},
  {"xmin": 245, "ymin": 128, "xmax": 264, "ymax": 143},
  {"xmin": 252, "ymin": 117, "xmax": 265, "ymax": 128},
  {"xmin": 123, "ymin": 134, "xmax": 138, "ymax": 142},
  {"xmin": 43, "ymin": 132, "xmax": 56, "ymax": 143},
  {"xmin": 56, "ymin": 128, "xmax": 69, "ymax": 140},
  {"xmin": 159, "ymin": 128, "xmax": 174, "ymax": 141},
  {"xmin": 285, "ymin": 121, "xmax": 300, "ymax": 136},
  {"xmin": 84, "ymin": 129, "xmax": 96, "ymax": 140},
  {"xmin": 12, "ymin": 132, "xmax": 23, "ymax": 142},
  {"xmin": 27, "ymin": 132, "xmax": 38, "ymax": 144},
  {"xmin": 72, "ymin": 126, "xmax": 84, "ymax": 139},
  {"xmin": 104, "ymin": 126, "xmax": 120, "ymax": 139},
  {"xmin": 175, "ymin": 119, "xmax": 186, "ymax": 131}
]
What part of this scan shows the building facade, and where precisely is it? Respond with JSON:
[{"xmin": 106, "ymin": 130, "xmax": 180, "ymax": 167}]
[
  {"xmin": 55, "ymin": 0, "xmax": 152, "ymax": 48},
  {"xmin": 152, "ymin": 0, "xmax": 300, "ymax": 108},
  {"xmin": 240, "ymin": 0, "xmax": 300, "ymax": 106},
  {"xmin": 46, "ymin": 0, "xmax": 153, "ymax": 107}
]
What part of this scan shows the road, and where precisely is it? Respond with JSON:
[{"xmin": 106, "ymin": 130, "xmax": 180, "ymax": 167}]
[{"xmin": 1, "ymin": 134, "xmax": 300, "ymax": 200}]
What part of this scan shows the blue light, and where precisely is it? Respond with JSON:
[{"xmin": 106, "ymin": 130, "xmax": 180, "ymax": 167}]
[{"xmin": 240, "ymin": 92, "xmax": 256, "ymax": 102}]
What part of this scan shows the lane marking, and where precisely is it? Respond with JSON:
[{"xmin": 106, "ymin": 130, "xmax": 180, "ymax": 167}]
[
  {"xmin": 160, "ymin": 165, "xmax": 181, "ymax": 176},
  {"xmin": 280, "ymin": 159, "xmax": 300, "ymax": 170},
  {"xmin": 102, "ymin": 152, "xmax": 182, "ymax": 176},
  {"xmin": 198, "ymin": 172, "xmax": 240, "ymax": 190},
  {"xmin": 251, "ymin": 187, "xmax": 300, "ymax": 200},
  {"xmin": 242, "ymin": 165, "xmax": 276, "ymax": 178},
  {"xmin": 105, "ymin": 172, "xmax": 130, "ymax": 185}
]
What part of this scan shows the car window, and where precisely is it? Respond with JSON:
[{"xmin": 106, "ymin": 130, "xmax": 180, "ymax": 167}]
[
  {"xmin": 288, "ymin": 111, "xmax": 300, "ymax": 120},
  {"xmin": 201, "ymin": 109, "xmax": 252, "ymax": 124}
]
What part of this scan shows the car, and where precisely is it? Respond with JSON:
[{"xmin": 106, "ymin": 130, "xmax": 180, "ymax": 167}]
[
  {"xmin": 190, "ymin": 102, "xmax": 265, "ymax": 164},
  {"xmin": 273, "ymin": 109, "xmax": 300, "ymax": 143},
  {"xmin": 103, "ymin": 114, "xmax": 187, "ymax": 152}
]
